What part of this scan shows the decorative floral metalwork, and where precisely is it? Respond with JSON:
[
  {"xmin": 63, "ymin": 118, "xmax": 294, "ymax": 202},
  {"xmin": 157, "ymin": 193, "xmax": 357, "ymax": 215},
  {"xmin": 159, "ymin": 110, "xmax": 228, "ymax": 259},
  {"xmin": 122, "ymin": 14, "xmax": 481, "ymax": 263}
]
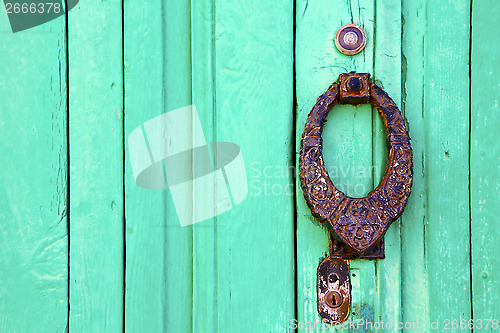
[{"xmin": 299, "ymin": 73, "xmax": 413, "ymax": 254}]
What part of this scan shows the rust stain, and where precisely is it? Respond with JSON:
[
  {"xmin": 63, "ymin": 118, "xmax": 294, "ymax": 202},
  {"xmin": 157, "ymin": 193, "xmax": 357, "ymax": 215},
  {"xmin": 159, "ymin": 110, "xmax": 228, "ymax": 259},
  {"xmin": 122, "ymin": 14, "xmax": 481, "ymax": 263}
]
[
  {"xmin": 114, "ymin": 107, "xmax": 121, "ymax": 121},
  {"xmin": 317, "ymin": 257, "xmax": 351, "ymax": 324}
]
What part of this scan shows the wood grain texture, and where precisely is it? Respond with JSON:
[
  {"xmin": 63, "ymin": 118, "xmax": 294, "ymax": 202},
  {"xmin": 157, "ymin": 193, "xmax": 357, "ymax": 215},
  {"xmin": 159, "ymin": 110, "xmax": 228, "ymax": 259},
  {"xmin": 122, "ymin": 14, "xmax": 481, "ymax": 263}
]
[
  {"xmin": 400, "ymin": 0, "xmax": 431, "ymax": 329},
  {"xmin": 162, "ymin": 3, "xmax": 195, "ymax": 330},
  {"xmin": 470, "ymin": 0, "xmax": 500, "ymax": 323},
  {"xmin": 373, "ymin": 1, "xmax": 402, "ymax": 330},
  {"xmin": 403, "ymin": 0, "xmax": 472, "ymax": 329},
  {"xmin": 214, "ymin": 0, "xmax": 295, "ymax": 331},
  {"xmin": 297, "ymin": 0, "xmax": 474, "ymax": 330},
  {"xmin": 1, "ymin": 0, "xmax": 497, "ymax": 331},
  {"xmin": 191, "ymin": 0, "xmax": 217, "ymax": 331},
  {"xmin": 417, "ymin": 0, "xmax": 472, "ymax": 327},
  {"xmin": 160, "ymin": 1, "xmax": 193, "ymax": 331},
  {"xmin": 295, "ymin": 0, "xmax": 379, "ymax": 330},
  {"xmin": 0, "ymin": 10, "xmax": 68, "ymax": 333},
  {"xmin": 123, "ymin": 1, "xmax": 166, "ymax": 331},
  {"xmin": 124, "ymin": 0, "xmax": 193, "ymax": 332},
  {"xmin": 68, "ymin": 0, "xmax": 124, "ymax": 331}
]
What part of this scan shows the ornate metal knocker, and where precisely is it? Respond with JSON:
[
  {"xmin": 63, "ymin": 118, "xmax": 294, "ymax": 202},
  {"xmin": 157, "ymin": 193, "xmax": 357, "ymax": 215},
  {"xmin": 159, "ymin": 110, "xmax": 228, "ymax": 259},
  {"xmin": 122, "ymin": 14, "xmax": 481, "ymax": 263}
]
[{"xmin": 299, "ymin": 73, "xmax": 413, "ymax": 324}]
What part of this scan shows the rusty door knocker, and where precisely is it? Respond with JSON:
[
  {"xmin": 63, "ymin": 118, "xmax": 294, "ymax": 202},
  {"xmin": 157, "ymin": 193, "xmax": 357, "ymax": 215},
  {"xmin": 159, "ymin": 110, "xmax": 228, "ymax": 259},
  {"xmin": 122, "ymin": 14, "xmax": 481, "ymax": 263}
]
[{"xmin": 299, "ymin": 73, "xmax": 413, "ymax": 324}]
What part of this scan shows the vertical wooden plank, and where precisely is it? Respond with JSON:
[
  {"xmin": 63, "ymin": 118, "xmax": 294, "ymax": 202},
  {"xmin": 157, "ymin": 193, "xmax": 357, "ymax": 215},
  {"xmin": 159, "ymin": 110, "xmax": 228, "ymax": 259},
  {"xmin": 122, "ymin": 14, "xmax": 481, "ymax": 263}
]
[
  {"xmin": 124, "ymin": 0, "xmax": 193, "ymax": 331},
  {"xmin": 402, "ymin": 0, "xmax": 472, "ymax": 329},
  {"xmin": 423, "ymin": 0, "xmax": 471, "ymax": 326},
  {"xmin": 160, "ymin": 4, "xmax": 194, "ymax": 330},
  {"xmin": 295, "ymin": 0, "xmax": 377, "ymax": 330},
  {"xmin": 123, "ymin": 1, "xmax": 165, "ymax": 331},
  {"xmin": 191, "ymin": 0, "xmax": 217, "ymax": 331},
  {"xmin": 214, "ymin": 0, "xmax": 295, "ymax": 331},
  {"xmin": 470, "ymin": 0, "xmax": 500, "ymax": 324},
  {"xmin": 0, "ymin": 10, "xmax": 68, "ymax": 333},
  {"xmin": 400, "ymin": 0, "xmax": 431, "ymax": 329},
  {"xmin": 373, "ymin": 0, "xmax": 402, "ymax": 330},
  {"xmin": 68, "ymin": 0, "xmax": 124, "ymax": 331},
  {"xmin": 0, "ymin": 6, "xmax": 68, "ymax": 332}
]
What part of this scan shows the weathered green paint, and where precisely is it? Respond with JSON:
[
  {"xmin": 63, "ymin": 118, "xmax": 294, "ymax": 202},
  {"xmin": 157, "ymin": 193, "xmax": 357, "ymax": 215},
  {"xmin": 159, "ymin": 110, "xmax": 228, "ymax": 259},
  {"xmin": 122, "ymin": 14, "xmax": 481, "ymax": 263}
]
[
  {"xmin": 124, "ymin": 0, "xmax": 295, "ymax": 332},
  {"xmin": 1, "ymin": 0, "xmax": 499, "ymax": 332},
  {"xmin": 213, "ymin": 0, "xmax": 295, "ymax": 331},
  {"xmin": 0, "ymin": 10, "xmax": 68, "ymax": 333},
  {"xmin": 400, "ymin": 1, "xmax": 431, "ymax": 328},
  {"xmin": 124, "ymin": 0, "xmax": 193, "ymax": 331},
  {"xmin": 373, "ymin": 1, "xmax": 402, "ymax": 329},
  {"xmin": 401, "ymin": 0, "xmax": 473, "ymax": 330},
  {"xmin": 68, "ymin": 1, "xmax": 124, "ymax": 331},
  {"xmin": 426, "ymin": 0, "xmax": 472, "ymax": 325},
  {"xmin": 471, "ymin": 0, "xmax": 500, "ymax": 323},
  {"xmin": 296, "ymin": 0, "xmax": 473, "ymax": 332},
  {"xmin": 191, "ymin": 0, "xmax": 217, "ymax": 332}
]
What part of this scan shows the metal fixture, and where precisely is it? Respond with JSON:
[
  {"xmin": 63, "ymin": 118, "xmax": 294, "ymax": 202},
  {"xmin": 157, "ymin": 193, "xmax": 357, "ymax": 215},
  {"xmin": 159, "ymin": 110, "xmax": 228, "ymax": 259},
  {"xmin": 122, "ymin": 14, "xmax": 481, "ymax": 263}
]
[
  {"xmin": 334, "ymin": 24, "xmax": 367, "ymax": 55},
  {"xmin": 299, "ymin": 73, "xmax": 413, "ymax": 324}
]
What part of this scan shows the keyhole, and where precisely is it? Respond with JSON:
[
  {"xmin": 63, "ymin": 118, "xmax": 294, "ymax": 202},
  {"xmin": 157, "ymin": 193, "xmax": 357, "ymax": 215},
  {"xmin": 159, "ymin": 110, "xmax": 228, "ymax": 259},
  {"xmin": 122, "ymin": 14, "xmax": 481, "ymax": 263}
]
[
  {"xmin": 325, "ymin": 291, "xmax": 343, "ymax": 308},
  {"xmin": 328, "ymin": 273, "xmax": 339, "ymax": 284}
]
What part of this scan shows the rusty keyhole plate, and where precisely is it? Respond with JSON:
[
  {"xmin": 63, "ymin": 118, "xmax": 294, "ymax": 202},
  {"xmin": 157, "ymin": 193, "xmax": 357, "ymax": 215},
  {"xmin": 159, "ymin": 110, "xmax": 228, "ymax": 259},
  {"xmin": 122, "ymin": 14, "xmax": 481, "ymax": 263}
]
[{"xmin": 317, "ymin": 258, "xmax": 351, "ymax": 324}]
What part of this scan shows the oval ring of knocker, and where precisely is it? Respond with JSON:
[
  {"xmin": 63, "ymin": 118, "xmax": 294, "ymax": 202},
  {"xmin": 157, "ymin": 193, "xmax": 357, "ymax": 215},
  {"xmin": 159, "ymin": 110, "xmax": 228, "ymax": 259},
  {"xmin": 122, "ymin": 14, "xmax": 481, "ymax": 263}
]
[{"xmin": 300, "ymin": 73, "xmax": 413, "ymax": 254}]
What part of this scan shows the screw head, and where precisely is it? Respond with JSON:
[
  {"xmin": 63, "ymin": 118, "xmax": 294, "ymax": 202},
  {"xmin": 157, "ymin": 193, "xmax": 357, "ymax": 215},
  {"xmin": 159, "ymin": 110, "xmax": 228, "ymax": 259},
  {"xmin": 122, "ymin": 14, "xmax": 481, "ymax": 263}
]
[
  {"xmin": 347, "ymin": 76, "xmax": 363, "ymax": 93},
  {"xmin": 334, "ymin": 24, "xmax": 367, "ymax": 55}
]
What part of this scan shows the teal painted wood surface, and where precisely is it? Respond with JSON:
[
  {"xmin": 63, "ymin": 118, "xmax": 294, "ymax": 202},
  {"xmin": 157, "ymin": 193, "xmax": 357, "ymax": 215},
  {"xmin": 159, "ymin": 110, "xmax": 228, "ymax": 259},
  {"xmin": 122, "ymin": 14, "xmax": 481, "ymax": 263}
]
[
  {"xmin": 68, "ymin": 0, "xmax": 124, "ymax": 331},
  {"xmin": 400, "ymin": 1, "xmax": 431, "ymax": 328},
  {"xmin": 373, "ymin": 0, "xmax": 402, "ymax": 328},
  {"xmin": 124, "ymin": 1, "xmax": 188, "ymax": 331},
  {"xmin": 213, "ymin": 0, "xmax": 295, "ymax": 331},
  {"xmin": 124, "ymin": 1, "xmax": 295, "ymax": 332},
  {"xmin": 0, "ymin": 9, "xmax": 68, "ymax": 333},
  {"xmin": 422, "ymin": 1, "xmax": 472, "ymax": 325},
  {"xmin": 401, "ymin": 1, "xmax": 473, "ymax": 330},
  {"xmin": 471, "ymin": 0, "xmax": 500, "ymax": 323},
  {"xmin": 123, "ymin": 0, "xmax": 165, "ymax": 331},
  {"xmin": 1, "ymin": 0, "xmax": 500, "ymax": 332},
  {"xmin": 191, "ymin": 0, "xmax": 217, "ymax": 332}
]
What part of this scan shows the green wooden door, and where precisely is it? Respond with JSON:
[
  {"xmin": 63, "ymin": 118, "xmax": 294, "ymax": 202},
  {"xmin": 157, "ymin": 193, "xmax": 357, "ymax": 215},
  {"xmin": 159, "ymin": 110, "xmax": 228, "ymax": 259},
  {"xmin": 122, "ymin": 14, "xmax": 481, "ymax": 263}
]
[{"xmin": 0, "ymin": 0, "xmax": 498, "ymax": 332}]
